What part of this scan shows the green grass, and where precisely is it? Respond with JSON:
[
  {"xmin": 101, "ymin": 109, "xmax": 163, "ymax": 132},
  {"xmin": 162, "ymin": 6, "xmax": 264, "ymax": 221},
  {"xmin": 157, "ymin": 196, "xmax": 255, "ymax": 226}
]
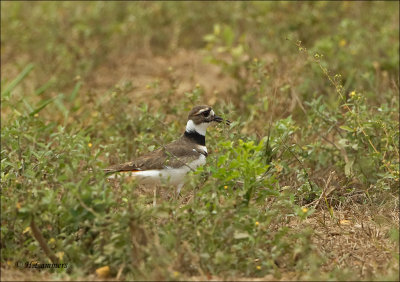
[{"xmin": 1, "ymin": 1, "xmax": 399, "ymax": 280}]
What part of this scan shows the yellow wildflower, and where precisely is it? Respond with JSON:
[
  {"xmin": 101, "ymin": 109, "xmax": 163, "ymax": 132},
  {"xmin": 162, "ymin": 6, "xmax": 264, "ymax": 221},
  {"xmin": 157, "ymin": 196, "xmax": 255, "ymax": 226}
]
[
  {"xmin": 302, "ymin": 207, "xmax": 308, "ymax": 213},
  {"xmin": 340, "ymin": 219, "xmax": 351, "ymax": 225},
  {"xmin": 23, "ymin": 227, "xmax": 31, "ymax": 234},
  {"xmin": 339, "ymin": 39, "xmax": 347, "ymax": 47},
  {"xmin": 95, "ymin": 266, "xmax": 110, "ymax": 278},
  {"xmin": 224, "ymin": 185, "xmax": 228, "ymax": 190},
  {"xmin": 173, "ymin": 271, "xmax": 180, "ymax": 277},
  {"xmin": 255, "ymin": 221, "xmax": 259, "ymax": 226},
  {"xmin": 88, "ymin": 143, "xmax": 93, "ymax": 148},
  {"xmin": 56, "ymin": 252, "xmax": 64, "ymax": 261},
  {"xmin": 34, "ymin": 113, "xmax": 39, "ymax": 117},
  {"xmin": 256, "ymin": 265, "xmax": 261, "ymax": 270}
]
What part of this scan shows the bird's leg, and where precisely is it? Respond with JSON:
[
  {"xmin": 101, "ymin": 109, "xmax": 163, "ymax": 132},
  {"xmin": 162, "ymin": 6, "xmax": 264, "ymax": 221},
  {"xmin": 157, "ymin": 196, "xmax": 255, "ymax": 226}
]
[
  {"xmin": 153, "ymin": 186, "xmax": 157, "ymax": 207},
  {"xmin": 175, "ymin": 183, "xmax": 184, "ymax": 198}
]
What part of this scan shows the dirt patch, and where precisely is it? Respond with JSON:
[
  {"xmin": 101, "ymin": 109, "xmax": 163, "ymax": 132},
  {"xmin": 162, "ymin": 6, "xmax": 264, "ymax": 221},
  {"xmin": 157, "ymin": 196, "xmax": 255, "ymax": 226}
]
[
  {"xmin": 1, "ymin": 267, "xmax": 53, "ymax": 282},
  {"xmin": 87, "ymin": 49, "xmax": 237, "ymax": 108},
  {"xmin": 291, "ymin": 207, "xmax": 398, "ymax": 279}
]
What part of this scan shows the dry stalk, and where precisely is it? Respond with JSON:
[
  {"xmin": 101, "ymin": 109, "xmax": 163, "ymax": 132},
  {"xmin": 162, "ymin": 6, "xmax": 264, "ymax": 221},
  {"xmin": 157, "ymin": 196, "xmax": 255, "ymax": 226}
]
[
  {"xmin": 305, "ymin": 171, "xmax": 336, "ymax": 208},
  {"xmin": 30, "ymin": 217, "xmax": 59, "ymax": 264}
]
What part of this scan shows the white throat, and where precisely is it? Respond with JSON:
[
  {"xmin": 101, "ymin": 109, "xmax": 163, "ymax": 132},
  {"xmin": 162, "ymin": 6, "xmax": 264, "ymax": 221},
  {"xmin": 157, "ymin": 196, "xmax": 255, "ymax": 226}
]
[{"xmin": 186, "ymin": 120, "xmax": 210, "ymax": 136}]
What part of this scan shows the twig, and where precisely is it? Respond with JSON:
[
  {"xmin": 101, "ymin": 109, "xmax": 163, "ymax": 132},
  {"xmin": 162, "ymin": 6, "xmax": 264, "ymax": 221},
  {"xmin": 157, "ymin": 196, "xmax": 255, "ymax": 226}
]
[
  {"xmin": 305, "ymin": 171, "xmax": 336, "ymax": 208},
  {"xmin": 252, "ymin": 122, "xmax": 273, "ymax": 184},
  {"xmin": 281, "ymin": 143, "xmax": 314, "ymax": 191},
  {"xmin": 30, "ymin": 216, "xmax": 59, "ymax": 264},
  {"xmin": 320, "ymin": 135, "xmax": 349, "ymax": 164},
  {"xmin": 116, "ymin": 263, "xmax": 125, "ymax": 280},
  {"xmin": 76, "ymin": 193, "xmax": 101, "ymax": 218},
  {"xmin": 289, "ymin": 86, "xmax": 307, "ymax": 115}
]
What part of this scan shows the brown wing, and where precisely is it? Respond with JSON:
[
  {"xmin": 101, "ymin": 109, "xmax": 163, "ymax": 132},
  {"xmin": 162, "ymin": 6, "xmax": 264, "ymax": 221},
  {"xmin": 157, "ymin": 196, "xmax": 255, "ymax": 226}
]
[{"xmin": 104, "ymin": 138, "xmax": 202, "ymax": 173}]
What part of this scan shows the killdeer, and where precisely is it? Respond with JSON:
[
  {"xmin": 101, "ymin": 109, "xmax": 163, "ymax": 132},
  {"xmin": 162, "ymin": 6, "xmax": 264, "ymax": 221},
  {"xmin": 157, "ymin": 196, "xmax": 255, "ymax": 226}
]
[{"xmin": 104, "ymin": 105, "xmax": 230, "ymax": 193}]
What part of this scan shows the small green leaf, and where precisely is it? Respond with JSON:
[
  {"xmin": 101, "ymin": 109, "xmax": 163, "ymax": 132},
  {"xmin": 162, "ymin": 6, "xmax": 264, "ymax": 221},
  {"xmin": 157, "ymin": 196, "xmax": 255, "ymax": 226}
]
[
  {"xmin": 2, "ymin": 63, "xmax": 34, "ymax": 97},
  {"xmin": 339, "ymin": 125, "xmax": 353, "ymax": 132},
  {"xmin": 231, "ymin": 45, "xmax": 244, "ymax": 58},
  {"xmin": 29, "ymin": 98, "xmax": 55, "ymax": 116},
  {"xmin": 35, "ymin": 78, "xmax": 55, "ymax": 96},
  {"xmin": 222, "ymin": 25, "xmax": 234, "ymax": 47},
  {"xmin": 203, "ymin": 34, "xmax": 215, "ymax": 42},
  {"xmin": 69, "ymin": 81, "xmax": 82, "ymax": 102},
  {"xmin": 344, "ymin": 158, "xmax": 354, "ymax": 177}
]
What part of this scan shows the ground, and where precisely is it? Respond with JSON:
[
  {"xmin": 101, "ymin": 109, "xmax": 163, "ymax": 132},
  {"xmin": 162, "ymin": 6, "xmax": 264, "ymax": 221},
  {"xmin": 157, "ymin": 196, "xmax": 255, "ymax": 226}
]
[{"xmin": 1, "ymin": 2, "xmax": 399, "ymax": 281}]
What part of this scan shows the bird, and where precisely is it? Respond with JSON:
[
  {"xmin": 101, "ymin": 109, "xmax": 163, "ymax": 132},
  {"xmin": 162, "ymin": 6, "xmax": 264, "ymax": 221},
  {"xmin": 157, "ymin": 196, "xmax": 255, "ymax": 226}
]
[{"xmin": 104, "ymin": 105, "xmax": 230, "ymax": 194}]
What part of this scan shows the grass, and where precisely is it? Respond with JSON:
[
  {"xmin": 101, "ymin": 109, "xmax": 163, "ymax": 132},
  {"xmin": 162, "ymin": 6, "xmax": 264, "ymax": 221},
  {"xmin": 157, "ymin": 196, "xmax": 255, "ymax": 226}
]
[{"xmin": 1, "ymin": 1, "xmax": 399, "ymax": 281}]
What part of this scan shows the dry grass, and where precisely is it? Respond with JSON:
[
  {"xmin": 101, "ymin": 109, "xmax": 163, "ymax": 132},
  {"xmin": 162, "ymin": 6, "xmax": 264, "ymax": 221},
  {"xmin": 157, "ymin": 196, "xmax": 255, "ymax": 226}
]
[
  {"xmin": 1, "ymin": 2, "xmax": 398, "ymax": 280},
  {"xmin": 3, "ymin": 206, "xmax": 396, "ymax": 281}
]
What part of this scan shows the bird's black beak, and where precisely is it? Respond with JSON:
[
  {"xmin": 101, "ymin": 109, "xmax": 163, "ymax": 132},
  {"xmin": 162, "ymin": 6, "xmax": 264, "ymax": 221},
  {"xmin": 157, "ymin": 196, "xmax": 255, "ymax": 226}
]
[
  {"xmin": 213, "ymin": 115, "xmax": 231, "ymax": 125},
  {"xmin": 213, "ymin": 115, "xmax": 223, "ymax": 123}
]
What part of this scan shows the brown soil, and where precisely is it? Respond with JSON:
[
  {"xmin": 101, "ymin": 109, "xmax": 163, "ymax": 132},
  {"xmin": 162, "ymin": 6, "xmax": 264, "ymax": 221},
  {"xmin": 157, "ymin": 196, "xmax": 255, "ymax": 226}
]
[{"xmin": 87, "ymin": 49, "xmax": 237, "ymax": 108}]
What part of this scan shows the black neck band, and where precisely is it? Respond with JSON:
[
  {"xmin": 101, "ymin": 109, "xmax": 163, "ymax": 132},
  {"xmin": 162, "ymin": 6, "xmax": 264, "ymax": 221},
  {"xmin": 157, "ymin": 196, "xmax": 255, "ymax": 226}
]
[{"xmin": 184, "ymin": 130, "xmax": 205, "ymax": 146}]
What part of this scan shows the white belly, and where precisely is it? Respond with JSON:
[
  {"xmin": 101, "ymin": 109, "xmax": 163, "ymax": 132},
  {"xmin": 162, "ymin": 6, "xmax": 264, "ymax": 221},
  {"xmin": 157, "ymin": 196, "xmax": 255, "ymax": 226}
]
[{"xmin": 109, "ymin": 154, "xmax": 206, "ymax": 186}]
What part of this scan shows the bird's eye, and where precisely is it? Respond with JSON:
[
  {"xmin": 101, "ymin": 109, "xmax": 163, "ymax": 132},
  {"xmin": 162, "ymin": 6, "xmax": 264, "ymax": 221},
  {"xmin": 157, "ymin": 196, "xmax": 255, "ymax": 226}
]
[{"xmin": 202, "ymin": 111, "xmax": 210, "ymax": 117}]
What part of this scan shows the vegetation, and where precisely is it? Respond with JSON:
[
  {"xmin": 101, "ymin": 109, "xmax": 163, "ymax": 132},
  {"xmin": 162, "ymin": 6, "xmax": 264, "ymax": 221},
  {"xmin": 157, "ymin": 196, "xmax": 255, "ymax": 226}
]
[{"xmin": 1, "ymin": 1, "xmax": 398, "ymax": 281}]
